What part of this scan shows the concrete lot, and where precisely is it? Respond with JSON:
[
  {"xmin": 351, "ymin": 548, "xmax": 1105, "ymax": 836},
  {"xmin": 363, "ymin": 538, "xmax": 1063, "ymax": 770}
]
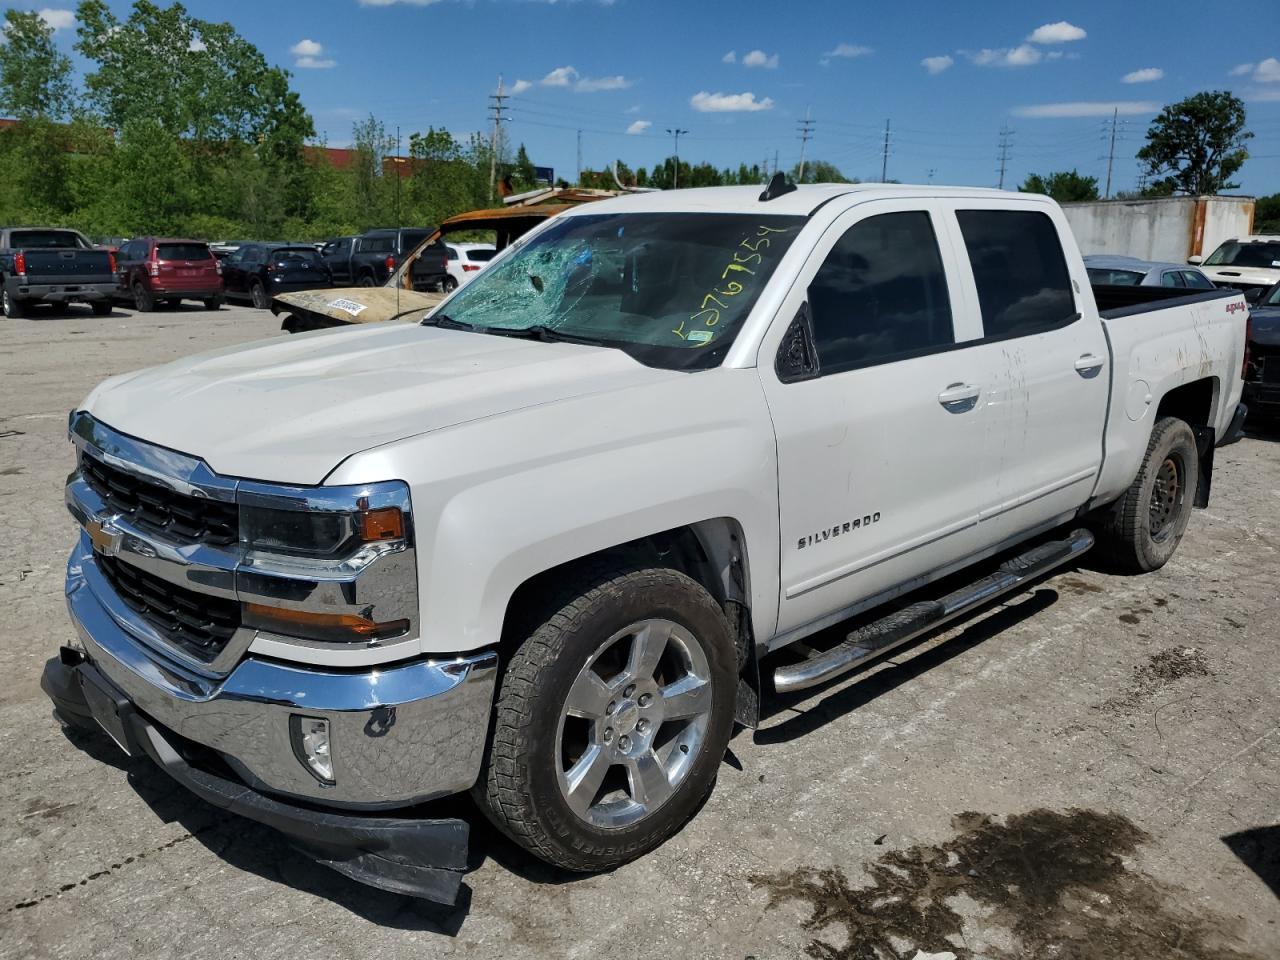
[{"xmin": 0, "ymin": 301, "xmax": 1277, "ymax": 959}]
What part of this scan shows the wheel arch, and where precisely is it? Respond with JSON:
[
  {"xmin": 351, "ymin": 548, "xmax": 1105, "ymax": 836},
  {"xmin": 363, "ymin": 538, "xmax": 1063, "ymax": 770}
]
[{"xmin": 1153, "ymin": 376, "xmax": 1218, "ymax": 507}]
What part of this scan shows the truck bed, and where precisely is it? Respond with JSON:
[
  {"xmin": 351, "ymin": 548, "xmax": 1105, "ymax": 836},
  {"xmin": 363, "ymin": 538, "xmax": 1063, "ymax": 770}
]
[{"xmin": 1091, "ymin": 283, "xmax": 1232, "ymax": 318}]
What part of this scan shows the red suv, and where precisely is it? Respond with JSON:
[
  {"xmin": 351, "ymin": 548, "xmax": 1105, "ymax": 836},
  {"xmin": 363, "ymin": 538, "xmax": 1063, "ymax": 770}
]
[{"xmin": 115, "ymin": 238, "xmax": 223, "ymax": 311}]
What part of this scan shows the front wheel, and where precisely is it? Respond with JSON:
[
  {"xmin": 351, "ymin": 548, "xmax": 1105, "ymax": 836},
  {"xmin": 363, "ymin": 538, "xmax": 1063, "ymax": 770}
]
[
  {"xmin": 1095, "ymin": 416, "xmax": 1199, "ymax": 573},
  {"xmin": 475, "ymin": 565, "xmax": 737, "ymax": 872}
]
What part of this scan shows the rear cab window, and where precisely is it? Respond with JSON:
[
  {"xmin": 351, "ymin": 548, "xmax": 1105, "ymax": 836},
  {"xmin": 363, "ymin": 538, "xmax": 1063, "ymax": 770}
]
[
  {"xmin": 956, "ymin": 209, "xmax": 1076, "ymax": 339},
  {"xmin": 9, "ymin": 230, "xmax": 88, "ymax": 249}
]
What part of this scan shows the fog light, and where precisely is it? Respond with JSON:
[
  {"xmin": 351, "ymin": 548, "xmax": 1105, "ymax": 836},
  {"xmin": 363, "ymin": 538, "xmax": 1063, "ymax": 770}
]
[{"xmin": 290, "ymin": 715, "xmax": 334, "ymax": 784}]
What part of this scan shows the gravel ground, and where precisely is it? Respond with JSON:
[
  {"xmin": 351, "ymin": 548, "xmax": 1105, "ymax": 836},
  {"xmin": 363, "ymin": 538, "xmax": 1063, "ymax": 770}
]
[{"xmin": 1, "ymin": 301, "xmax": 1277, "ymax": 959}]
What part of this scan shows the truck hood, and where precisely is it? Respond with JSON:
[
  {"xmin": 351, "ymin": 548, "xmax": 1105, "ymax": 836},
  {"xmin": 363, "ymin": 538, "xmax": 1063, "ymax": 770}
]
[
  {"xmin": 1201, "ymin": 265, "xmax": 1280, "ymax": 288},
  {"xmin": 83, "ymin": 323, "xmax": 680, "ymax": 484},
  {"xmin": 273, "ymin": 286, "xmax": 441, "ymax": 325}
]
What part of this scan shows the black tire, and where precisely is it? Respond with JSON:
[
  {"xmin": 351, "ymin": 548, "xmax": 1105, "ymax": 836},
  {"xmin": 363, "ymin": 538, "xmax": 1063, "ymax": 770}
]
[
  {"xmin": 280, "ymin": 313, "xmax": 299, "ymax": 333},
  {"xmin": 203, "ymin": 296, "xmax": 223, "ymax": 310},
  {"xmin": 132, "ymin": 282, "xmax": 154, "ymax": 313},
  {"xmin": 475, "ymin": 564, "xmax": 737, "ymax": 872},
  {"xmin": 441, "ymin": 275, "xmax": 458, "ymax": 293},
  {"xmin": 1095, "ymin": 416, "xmax": 1199, "ymax": 573},
  {"xmin": 356, "ymin": 273, "xmax": 376, "ymax": 287},
  {"xmin": 90, "ymin": 300, "xmax": 112, "ymax": 317},
  {"xmin": 2, "ymin": 288, "xmax": 25, "ymax": 319},
  {"xmin": 250, "ymin": 281, "xmax": 269, "ymax": 309}
]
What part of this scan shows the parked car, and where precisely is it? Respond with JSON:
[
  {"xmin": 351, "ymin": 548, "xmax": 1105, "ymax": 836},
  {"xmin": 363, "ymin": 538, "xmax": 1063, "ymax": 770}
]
[
  {"xmin": 44, "ymin": 183, "xmax": 1247, "ymax": 907},
  {"xmin": 1084, "ymin": 255, "xmax": 1215, "ymax": 290},
  {"xmin": 1190, "ymin": 235, "xmax": 1280, "ymax": 293},
  {"xmin": 0, "ymin": 227, "xmax": 116, "ymax": 318},
  {"xmin": 1243, "ymin": 281, "xmax": 1280, "ymax": 422},
  {"xmin": 114, "ymin": 237, "xmax": 223, "ymax": 311},
  {"xmin": 321, "ymin": 228, "xmax": 448, "ymax": 290},
  {"xmin": 445, "ymin": 242, "xmax": 496, "ymax": 291},
  {"xmin": 220, "ymin": 243, "xmax": 332, "ymax": 308}
]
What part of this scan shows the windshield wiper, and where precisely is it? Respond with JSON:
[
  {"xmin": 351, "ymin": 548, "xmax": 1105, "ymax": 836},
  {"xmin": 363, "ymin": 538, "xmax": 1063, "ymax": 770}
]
[
  {"xmin": 483, "ymin": 324, "xmax": 605, "ymax": 346},
  {"xmin": 422, "ymin": 313, "xmax": 479, "ymax": 331}
]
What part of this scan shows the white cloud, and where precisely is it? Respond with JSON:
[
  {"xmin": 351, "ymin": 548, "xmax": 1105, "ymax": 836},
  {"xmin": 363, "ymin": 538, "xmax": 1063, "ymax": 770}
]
[
  {"xmin": 575, "ymin": 74, "xmax": 630, "ymax": 92},
  {"xmin": 291, "ymin": 38, "xmax": 334, "ymax": 68},
  {"xmin": 1245, "ymin": 87, "xmax": 1280, "ymax": 102},
  {"xmin": 1255, "ymin": 57, "xmax": 1280, "ymax": 83},
  {"xmin": 1013, "ymin": 100, "xmax": 1158, "ymax": 118},
  {"xmin": 188, "ymin": 37, "xmax": 206, "ymax": 52},
  {"xmin": 625, "ymin": 104, "xmax": 642, "ymax": 114},
  {"xmin": 966, "ymin": 44, "xmax": 1042, "ymax": 67},
  {"xmin": 1026, "ymin": 21, "xmax": 1086, "ymax": 44},
  {"xmin": 37, "ymin": 8, "xmax": 75, "ymax": 31},
  {"xmin": 690, "ymin": 90, "xmax": 774, "ymax": 112},
  {"xmin": 742, "ymin": 49, "xmax": 779, "ymax": 69},
  {"xmin": 722, "ymin": 50, "xmax": 736, "ymax": 64},
  {"xmin": 626, "ymin": 120, "xmax": 651, "ymax": 134},
  {"xmin": 1229, "ymin": 62, "xmax": 1254, "ymax": 76},
  {"xmin": 1122, "ymin": 67, "xmax": 1163, "ymax": 84},
  {"xmin": 922, "ymin": 55, "xmax": 954, "ymax": 75},
  {"xmin": 823, "ymin": 42, "xmax": 872, "ymax": 59},
  {"xmin": 541, "ymin": 65, "xmax": 577, "ymax": 87},
  {"xmin": 507, "ymin": 79, "xmax": 532, "ymax": 95},
  {"xmin": 357, "ymin": 0, "xmax": 444, "ymax": 6}
]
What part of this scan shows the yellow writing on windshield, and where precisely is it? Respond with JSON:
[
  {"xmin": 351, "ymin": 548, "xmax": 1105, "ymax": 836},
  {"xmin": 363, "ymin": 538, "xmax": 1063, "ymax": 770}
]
[{"xmin": 673, "ymin": 224, "xmax": 794, "ymax": 344}]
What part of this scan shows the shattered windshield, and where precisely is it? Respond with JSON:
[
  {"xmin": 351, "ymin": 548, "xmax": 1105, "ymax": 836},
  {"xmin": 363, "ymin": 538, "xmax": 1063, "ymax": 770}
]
[{"xmin": 429, "ymin": 212, "xmax": 805, "ymax": 370}]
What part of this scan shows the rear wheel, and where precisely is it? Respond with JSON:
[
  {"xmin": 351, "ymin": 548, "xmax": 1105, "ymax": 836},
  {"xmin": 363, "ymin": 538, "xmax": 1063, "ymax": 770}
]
[
  {"xmin": 475, "ymin": 565, "xmax": 737, "ymax": 872},
  {"xmin": 132, "ymin": 282, "xmax": 154, "ymax": 312},
  {"xmin": 2, "ymin": 288, "xmax": 25, "ymax": 318},
  {"xmin": 90, "ymin": 300, "xmax": 112, "ymax": 317},
  {"xmin": 441, "ymin": 275, "xmax": 458, "ymax": 293},
  {"xmin": 1095, "ymin": 416, "xmax": 1198, "ymax": 573},
  {"xmin": 250, "ymin": 281, "xmax": 269, "ymax": 309},
  {"xmin": 203, "ymin": 295, "xmax": 222, "ymax": 310}
]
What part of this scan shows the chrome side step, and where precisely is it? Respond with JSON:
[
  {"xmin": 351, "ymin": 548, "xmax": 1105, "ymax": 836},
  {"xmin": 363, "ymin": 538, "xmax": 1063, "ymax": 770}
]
[{"xmin": 773, "ymin": 528, "xmax": 1095, "ymax": 694}]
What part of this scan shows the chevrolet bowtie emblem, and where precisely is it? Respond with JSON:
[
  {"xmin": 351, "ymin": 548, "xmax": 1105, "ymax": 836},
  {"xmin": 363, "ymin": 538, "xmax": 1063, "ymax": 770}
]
[{"xmin": 86, "ymin": 518, "xmax": 121, "ymax": 555}]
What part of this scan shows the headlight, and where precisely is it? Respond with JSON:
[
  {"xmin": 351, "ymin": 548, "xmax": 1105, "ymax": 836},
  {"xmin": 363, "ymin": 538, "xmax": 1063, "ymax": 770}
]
[{"xmin": 238, "ymin": 488, "xmax": 408, "ymax": 559}]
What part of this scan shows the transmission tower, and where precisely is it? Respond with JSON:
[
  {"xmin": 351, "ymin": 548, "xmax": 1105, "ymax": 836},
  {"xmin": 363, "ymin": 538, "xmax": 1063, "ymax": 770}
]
[
  {"xmin": 797, "ymin": 107, "xmax": 815, "ymax": 181},
  {"xmin": 996, "ymin": 124, "xmax": 1014, "ymax": 189},
  {"xmin": 1101, "ymin": 109, "xmax": 1128, "ymax": 199},
  {"xmin": 488, "ymin": 75, "xmax": 509, "ymax": 203}
]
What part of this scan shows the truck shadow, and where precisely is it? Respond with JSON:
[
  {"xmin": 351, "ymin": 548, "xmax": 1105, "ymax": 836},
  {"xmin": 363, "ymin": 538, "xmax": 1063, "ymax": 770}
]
[{"xmin": 754, "ymin": 587, "xmax": 1060, "ymax": 745}]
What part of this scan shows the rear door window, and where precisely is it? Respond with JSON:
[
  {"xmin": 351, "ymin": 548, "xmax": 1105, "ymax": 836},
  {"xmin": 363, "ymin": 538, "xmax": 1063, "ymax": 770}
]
[
  {"xmin": 806, "ymin": 210, "xmax": 955, "ymax": 374},
  {"xmin": 361, "ymin": 235, "xmax": 393, "ymax": 253},
  {"xmin": 1160, "ymin": 270, "xmax": 1185, "ymax": 288},
  {"xmin": 956, "ymin": 209, "xmax": 1076, "ymax": 339},
  {"xmin": 467, "ymin": 248, "xmax": 497, "ymax": 262},
  {"xmin": 157, "ymin": 242, "xmax": 212, "ymax": 261}
]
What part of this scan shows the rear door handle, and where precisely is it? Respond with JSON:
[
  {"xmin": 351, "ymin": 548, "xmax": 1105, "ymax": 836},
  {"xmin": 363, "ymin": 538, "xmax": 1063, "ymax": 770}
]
[
  {"xmin": 938, "ymin": 383, "xmax": 981, "ymax": 413},
  {"xmin": 1074, "ymin": 354, "xmax": 1105, "ymax": 377}
]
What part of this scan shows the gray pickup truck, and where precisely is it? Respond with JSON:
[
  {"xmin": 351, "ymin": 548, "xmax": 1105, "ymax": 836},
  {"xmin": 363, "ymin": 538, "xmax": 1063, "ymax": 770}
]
[{"xmin": 0, "ymin": 227, "xmax": 116, "ymax": 318}]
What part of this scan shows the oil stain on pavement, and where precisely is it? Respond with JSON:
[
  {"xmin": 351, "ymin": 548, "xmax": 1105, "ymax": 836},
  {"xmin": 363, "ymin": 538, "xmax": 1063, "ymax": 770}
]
[{"xmin": 750, "ymin": 808, "xmax": 1260, "ymax": 960}]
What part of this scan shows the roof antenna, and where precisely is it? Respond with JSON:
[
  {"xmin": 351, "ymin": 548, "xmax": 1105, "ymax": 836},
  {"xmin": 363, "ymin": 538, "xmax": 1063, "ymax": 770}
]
[{"xmin": 759, "ymin": 171, "xmax": 796, "ymax": 202}]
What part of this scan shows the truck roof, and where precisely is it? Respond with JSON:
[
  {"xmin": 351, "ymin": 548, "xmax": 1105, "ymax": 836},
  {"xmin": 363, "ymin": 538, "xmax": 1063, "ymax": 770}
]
[{"xmin": 563, "ymin": 183, "xmax": 1026, "ymax": 218}]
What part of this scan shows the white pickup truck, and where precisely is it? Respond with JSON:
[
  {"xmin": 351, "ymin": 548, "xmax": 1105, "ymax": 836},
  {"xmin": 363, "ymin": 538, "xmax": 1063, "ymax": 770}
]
[{"xmin": 43, "ymin": 181, "xmax": 1248, "ymax": 904}]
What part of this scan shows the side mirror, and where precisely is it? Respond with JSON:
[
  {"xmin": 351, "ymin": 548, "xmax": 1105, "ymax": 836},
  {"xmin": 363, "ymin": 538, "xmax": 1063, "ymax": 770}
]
[
  {"xmin": 1243, "ymin": 287, "xmax": 1263, "ymax": 305},
  {"xmin": 1186, "ymin": 255, "xmax": 1204, "ymax": 265}
]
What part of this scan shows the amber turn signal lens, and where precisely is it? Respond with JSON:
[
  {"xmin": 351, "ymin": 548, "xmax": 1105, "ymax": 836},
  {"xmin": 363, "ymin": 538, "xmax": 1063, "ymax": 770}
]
[
  {"xmin": 244, "ymin": 603, "xmax": 409, "ymax": 643},
  {"xmin": 359, "ymin": 506, "xmax": 404, "ymax": 542}
]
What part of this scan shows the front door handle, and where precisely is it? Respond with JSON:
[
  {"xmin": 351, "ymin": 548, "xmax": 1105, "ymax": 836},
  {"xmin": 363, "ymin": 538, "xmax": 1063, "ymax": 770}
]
[
  {"xmin": 938, "ymin": 383, "xmax": 981, "ymax": 413},
  {"xmin": 1074, "ymin": 354, "xmax": 1105, "ymax": 377}
]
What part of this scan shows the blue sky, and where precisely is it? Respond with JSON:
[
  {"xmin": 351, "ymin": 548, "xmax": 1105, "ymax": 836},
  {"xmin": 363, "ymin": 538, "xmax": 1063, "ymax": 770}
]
[{"xmin": 25, "ymin": 0, "xmax": 1280, "ymax": 194}]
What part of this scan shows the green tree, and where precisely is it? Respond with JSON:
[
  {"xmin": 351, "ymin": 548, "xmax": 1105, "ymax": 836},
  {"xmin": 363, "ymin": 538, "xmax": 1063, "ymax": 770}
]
[
  {"xmin": 511, "ymin": 142, "xmax": 538, "ymax": 191},
  {"xmin": 1019, "ymin": 169, "xmax": 1100, "ymax": 203},
  {"xmin": 0, "ymin": 10, "xmax": 75, "ymax": 119},
  {"xmin": 791, "ymin": 159, "xmax": 851, "ymax": 184},
  {"xmin": 1254, "ymin": 193, "xmax": 1280, "ymax": 234},
  {"xmin": 1137, "ymin": 91, "xmax": 1252, "ymax": 196}
]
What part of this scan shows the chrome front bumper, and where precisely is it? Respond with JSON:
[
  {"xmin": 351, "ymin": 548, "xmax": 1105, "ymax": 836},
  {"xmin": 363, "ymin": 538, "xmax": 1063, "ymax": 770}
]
[{"xmin": 63, "ymin": 537, "xmax": 498, "ymax": 809}]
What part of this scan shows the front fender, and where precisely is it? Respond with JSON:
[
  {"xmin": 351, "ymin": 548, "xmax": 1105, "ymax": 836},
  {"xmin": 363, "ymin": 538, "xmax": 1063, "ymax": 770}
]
[{"xmin": 326, "ymin": 368, "xmax": 781, "ymax": 656}]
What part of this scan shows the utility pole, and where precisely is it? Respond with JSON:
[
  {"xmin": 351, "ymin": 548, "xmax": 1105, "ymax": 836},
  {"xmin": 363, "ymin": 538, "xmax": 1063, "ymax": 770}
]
[
  {"xmin": 996, "ymin": 123, "xmax": 1013, "ymax": 189},
  {"xmin": 927, "ymin": 167, "xmax": 937, "ymax": 185},
  {"xmin": 773, "ymin": 149, "xmax": 779, "ymax": 178},
  {"xmin": 880, "ymin": 119, "xmax": 891, "ymax": 183},
  {"xmin": 488, "ymin": 74, "xmax": 509, "ymax": 203},
  {"xmin": 576, "ymin": 129, "xmax": 582, "ymax": 186},
  {"xmin": 797, "ymin": 107, "xmax": 815, "ymax": 182},
  {"xmin": 666, "ymin": 128, "xmax": 688, "ymax": 188},
  {"xmin": 1103, "ymin": 107, "xmax": 1119, "ymax": 199},
  {"xmin": 762, "ymin": 154, "xmax": 769, "ymax": 182}
]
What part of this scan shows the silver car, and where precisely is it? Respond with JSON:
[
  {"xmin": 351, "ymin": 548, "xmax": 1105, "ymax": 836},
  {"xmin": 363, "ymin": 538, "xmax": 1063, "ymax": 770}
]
[{"xmin": 1085, "ymin": 255, "xmax": 1215, "ymax": 290}]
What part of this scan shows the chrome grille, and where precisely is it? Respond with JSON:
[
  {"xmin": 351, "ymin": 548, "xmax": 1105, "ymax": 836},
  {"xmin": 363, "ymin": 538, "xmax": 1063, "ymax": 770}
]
[
  {"xmin": 80, "ymin": 451, "xmax": 238, "ymax": 546},
  {"xmin": 96, "ymin": 553, "xmax": 240, "ymax": 662}
]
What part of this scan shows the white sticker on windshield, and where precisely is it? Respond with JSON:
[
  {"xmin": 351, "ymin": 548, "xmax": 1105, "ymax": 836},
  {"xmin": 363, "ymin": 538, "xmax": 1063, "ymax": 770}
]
[
  {"xmin": 327, "ymin": 298, "xmax": 367, "ymax": 316},
  {"xmin": 686, "ymin": 330, "xmax": 714, "ymax": 343}
]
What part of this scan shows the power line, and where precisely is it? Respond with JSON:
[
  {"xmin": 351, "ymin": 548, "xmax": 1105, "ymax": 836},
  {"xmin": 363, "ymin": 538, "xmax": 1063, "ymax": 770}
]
[{"xmin": 797, "ymin": 107, "xmax": 815, "ymax": 181}]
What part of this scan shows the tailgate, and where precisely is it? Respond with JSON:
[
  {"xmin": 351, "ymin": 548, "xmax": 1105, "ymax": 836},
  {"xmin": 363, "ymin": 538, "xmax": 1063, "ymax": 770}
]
[{"xmin": 21, "ymin": 249, "xmax": 114, "ymax": 280}]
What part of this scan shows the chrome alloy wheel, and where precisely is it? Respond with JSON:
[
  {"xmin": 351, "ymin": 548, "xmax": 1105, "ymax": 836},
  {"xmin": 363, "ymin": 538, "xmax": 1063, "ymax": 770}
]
[{"xmin": 555, "ymin": 618, "xmax": 713, "ymax": 829}]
